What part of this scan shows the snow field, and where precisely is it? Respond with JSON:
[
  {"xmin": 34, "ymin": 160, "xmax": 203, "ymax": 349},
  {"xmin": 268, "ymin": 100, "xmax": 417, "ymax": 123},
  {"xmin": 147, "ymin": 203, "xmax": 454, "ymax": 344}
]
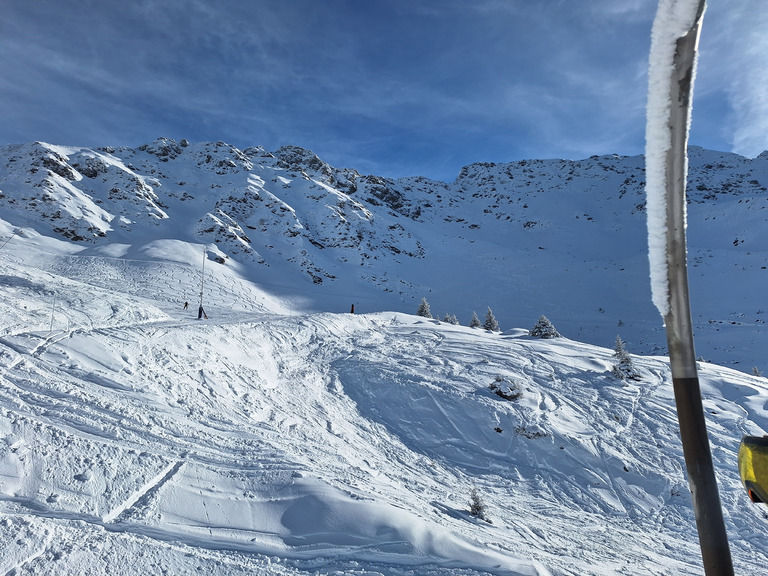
[{"xmin": 0, "ymin": 240, "xmax": 766, "ymax": 574}]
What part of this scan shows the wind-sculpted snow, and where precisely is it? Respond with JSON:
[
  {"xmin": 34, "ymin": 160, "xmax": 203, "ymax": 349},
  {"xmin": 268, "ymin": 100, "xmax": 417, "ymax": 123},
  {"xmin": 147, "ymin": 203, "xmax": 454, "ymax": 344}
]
[{"xmin": 0, "ymin": 239, "xmax": 767, "ymax": 575}]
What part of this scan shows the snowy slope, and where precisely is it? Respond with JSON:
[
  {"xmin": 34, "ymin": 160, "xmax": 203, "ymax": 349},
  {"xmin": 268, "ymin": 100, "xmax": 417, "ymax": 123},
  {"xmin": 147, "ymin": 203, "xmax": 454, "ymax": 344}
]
[
  {"xmin": 0, "ymin": 140, "xmax": 767, "ymax": 373},
  {"xmin": 0, "ymin": 228, "xmax": 767, "ymax": 575}
]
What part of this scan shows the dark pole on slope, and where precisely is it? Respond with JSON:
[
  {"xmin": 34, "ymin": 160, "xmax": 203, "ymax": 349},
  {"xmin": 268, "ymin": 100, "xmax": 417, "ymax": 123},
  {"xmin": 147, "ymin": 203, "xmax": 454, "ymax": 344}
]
[
  {"xmin": 0, "ymin": 230, "xmax": 17, "ymax": 253},
  {"xmin": 654, "ymin": 2, "xmax": 734, "ymax": 574},
  {"xmin": 199, "ymin": 246, "xmax": 206, "ymax": 309}
]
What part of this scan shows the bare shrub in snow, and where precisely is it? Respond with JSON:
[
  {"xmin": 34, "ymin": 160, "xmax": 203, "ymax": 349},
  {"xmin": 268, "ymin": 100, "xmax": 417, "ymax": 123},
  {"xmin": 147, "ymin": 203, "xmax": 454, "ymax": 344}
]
[{"xmin": 515, "ymin": 424, "xmax": 547, "ymax": 439}]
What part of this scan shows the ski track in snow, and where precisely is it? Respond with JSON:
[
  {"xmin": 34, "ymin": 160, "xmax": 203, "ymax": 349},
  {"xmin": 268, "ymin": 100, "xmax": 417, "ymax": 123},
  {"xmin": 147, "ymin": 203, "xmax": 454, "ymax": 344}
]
[
  {"xmin": 103, "ymin": 460, "xmax": 184, "ymax": 523},
  {"xmin": 0, "ymin": 247, "xmax": 766, "ymax": 575}
]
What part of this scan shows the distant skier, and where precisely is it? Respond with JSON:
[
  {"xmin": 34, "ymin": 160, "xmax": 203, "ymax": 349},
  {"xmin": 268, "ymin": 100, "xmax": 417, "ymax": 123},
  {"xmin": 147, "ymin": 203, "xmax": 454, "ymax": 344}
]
[
  {"xmin": 350, "ymin": 304, "xmax": 355, "ymax": 314},
  {"xmin": 183, "ymin": 301, "xmax": 189, "ymax": 310},
  {"xmin": 198, "ymin": 305, "xmax": 207, "ymax": 319}
]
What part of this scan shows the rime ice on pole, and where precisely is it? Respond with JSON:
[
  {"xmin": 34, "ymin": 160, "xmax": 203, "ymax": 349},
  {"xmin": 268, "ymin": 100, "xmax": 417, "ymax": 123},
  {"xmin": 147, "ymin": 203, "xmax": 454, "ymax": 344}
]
[{"xmin": 645, "ymin": 0, "xmax": 705, "ymax": 317}]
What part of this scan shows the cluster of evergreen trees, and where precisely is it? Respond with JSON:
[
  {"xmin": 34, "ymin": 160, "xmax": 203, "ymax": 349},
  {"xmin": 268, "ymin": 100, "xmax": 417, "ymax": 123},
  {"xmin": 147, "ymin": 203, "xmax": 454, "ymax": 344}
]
[
  {"xmin": 416, "ymin": 298, "xmax": 565, "ymax": 338},
  {"xmin": 416, "ymin": 297, "xmax": 500, "ymax": 331},
  {"xmin": 417, "ymin": 299, "xmax": 641, "ymax": 380}
]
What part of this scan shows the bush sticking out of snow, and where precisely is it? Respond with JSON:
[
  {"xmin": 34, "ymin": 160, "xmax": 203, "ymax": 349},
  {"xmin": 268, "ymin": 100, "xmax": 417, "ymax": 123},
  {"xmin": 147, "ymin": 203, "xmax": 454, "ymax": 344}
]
[
  {"xmin": 515, "ymin": 424, "xmax": 548, "ymax": 439},
  {"xmin": 489, "ymin": 376, "xmax": 522, "ymax": 400},
  {"xmin": 442, "ymin": 313, "xmax": 459, "ymax": 325}
]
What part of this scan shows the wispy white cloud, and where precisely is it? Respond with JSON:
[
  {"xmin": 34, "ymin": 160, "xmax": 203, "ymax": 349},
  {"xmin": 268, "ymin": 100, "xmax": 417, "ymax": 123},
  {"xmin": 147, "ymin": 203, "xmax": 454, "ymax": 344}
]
[
  {"xmin": 2, "ymin": 0, "xmax": 754, "ymax": 179},
  {"xmin": 720, "ymin": 5, "xmax": 768, "ymax": 156},
  {"xmin": 694, "ymin": 1, "xmax": 768, "ymax": 157}
]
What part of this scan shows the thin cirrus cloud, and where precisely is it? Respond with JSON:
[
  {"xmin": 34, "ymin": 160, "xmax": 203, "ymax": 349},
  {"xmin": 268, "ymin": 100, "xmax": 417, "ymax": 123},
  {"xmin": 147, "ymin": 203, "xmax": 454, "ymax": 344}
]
[
  {"xmin": 709, "ymin": 3, "xmax": 768, "ymax": 157},
  {"xmin": 0, "ymin": 0, "xmax": 764, "ymax": 181},
  {"xmin": 675, "ymin": 1, "xmax": 768, "ymax": 159}
]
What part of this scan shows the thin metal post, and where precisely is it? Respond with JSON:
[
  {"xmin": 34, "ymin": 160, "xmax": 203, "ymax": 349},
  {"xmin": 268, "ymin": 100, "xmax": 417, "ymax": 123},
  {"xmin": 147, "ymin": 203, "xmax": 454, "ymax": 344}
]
[
  {"xmin": 49, "ymin": 293, "xmax": 56, "ymax": 332},
  {"xmin": 199, "ymin": 246, "xmax": 206, "ymax": 309},
  {"xmin": 656, "ymin": 2, "xmax": 733, "ymax": 573}
]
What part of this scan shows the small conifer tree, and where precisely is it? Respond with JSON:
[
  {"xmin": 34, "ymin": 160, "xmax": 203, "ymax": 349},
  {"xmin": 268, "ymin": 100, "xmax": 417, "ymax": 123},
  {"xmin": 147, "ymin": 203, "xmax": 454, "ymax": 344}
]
[
  {"xmin": 614, "ymin": 335, "xmax": 628, "ymax": 356},
  {"xmin": 469, "ymin": 311, "xmax": 481, "ymax": 328},
  {"xmin": 483, "ymin": 307, "xmax": 500, "ymax": 331},
  {"xmin": 612, "ymin": 335, "xmax": 640, "ymax": 380},
  {"xmin": 417, "ymin": 297, "xmax": 432, "ymax": 318},
  {"xmin": 469, "ymin": 487, "xmax": 490, "ymax": 522},
  {"xmin": 442, "ymin": 313, "xmax": 459, "ymax": 325},
  {"xmin": 529, "ymin": 315, "xmax": 560, "ymax": 339}
]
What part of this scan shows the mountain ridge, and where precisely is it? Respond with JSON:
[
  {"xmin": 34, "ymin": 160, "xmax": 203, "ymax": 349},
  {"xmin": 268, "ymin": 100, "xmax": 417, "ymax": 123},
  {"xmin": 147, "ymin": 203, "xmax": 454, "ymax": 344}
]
[{"xmin": 0, "ymin": 138, "xmax": 766, "ymax": 371}]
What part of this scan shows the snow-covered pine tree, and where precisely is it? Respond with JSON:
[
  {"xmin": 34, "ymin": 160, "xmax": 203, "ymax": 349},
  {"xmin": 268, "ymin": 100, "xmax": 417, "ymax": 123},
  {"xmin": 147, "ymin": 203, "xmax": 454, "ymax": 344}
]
[
  {"xmin": 612, "ymin": 335, "xmax": 640, "ymax": 380},
  {"xmin": 468, "ymin": 487, "xmax": 490, "ymax": 522},
  {"xmin": 417, "ymin": 297, "xmax": 432, "ymax": 318},
  {"xmin": 614, "ymin": 334, "xmax": 627, "ymax": 356},
  {"xmin": 483, "ymin": 307, "xmax": 499, "ymax": 331},
  {"xmin": 442, "ymin": 313, "xmax": 459, "ymax": 325},
  {"xmin": 469, "ymin": 311, "xmax": 481, "ymax": 328},
  {"xmin": 529, "ymin": 315, "xmax": 560, "ymax": 338}
]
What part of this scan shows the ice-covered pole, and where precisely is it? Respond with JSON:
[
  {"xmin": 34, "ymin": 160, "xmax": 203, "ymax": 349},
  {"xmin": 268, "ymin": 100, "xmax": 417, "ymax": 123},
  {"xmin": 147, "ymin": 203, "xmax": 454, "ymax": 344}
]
[{"xmin": 645, "ymin": 1, "xmax": 733, "ymax": 574}]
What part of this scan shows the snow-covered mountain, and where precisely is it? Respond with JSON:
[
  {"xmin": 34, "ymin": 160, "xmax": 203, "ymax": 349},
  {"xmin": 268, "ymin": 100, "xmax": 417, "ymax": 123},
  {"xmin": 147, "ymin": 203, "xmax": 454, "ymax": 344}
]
[
  {"xmin": 0, "ymin": 139, "xmax": 767, "ymax": 574},
  {"xmin": 1, "ymin": 138, "xmax": 766, "ymax": 372}
]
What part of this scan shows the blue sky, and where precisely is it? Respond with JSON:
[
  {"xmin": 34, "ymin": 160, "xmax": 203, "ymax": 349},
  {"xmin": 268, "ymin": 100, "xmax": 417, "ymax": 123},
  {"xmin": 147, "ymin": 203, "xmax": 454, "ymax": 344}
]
[{"xmin": 1, "ymin": 1, "xmax": 766, "ymax": 181}]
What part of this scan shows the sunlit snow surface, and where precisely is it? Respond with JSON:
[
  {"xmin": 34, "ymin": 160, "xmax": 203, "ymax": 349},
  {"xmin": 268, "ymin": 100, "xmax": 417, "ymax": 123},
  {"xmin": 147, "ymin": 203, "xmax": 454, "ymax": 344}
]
[{"xmin": 0, "ymin": 230, "xmax": 767, "ymax": 575}]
